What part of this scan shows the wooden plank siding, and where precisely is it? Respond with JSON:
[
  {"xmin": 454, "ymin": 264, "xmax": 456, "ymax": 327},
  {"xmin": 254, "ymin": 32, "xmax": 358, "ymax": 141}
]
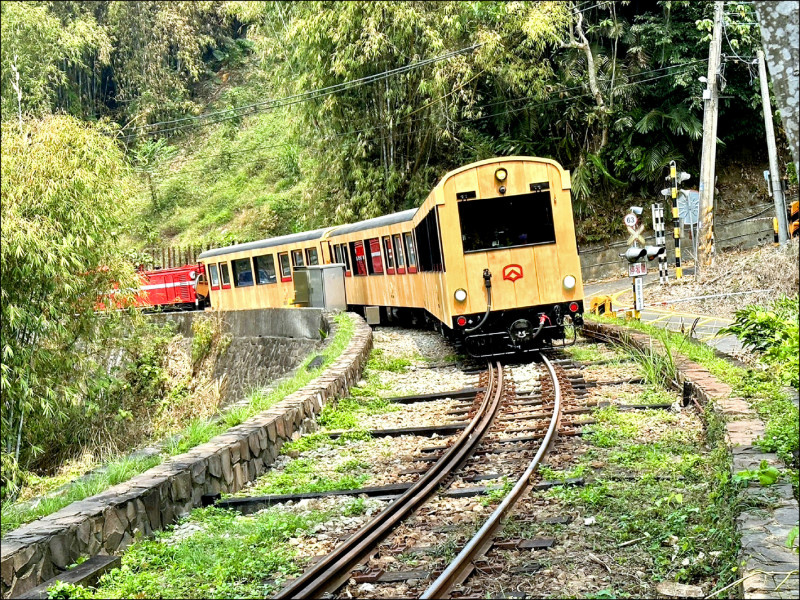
[{"xmin": 199, "ymin": 157, "xmax": 584, "ymax": 324}]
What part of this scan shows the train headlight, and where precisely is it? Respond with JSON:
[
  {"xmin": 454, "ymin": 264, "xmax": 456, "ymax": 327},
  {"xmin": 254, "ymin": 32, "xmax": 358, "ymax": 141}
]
[
  {"xmin": 454, "ymin": 288, "xmax": 467, "ymax": 302},
  {"xmin": 563, "ymin": 275, "xmax": 576, "ymax": 290},
  {"xmin": 495, "ymin": 168, "xmax": 508, "ymax": 182}
]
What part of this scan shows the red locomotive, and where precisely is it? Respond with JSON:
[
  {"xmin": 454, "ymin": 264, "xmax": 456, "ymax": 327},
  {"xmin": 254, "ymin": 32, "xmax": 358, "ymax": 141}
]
[
  {"xmin": 99, "ymin": 263, "xmax": 208, "ymax": 311},
  {"xmin": 136, "ymin": 264, "xmax": 209, "ymax": 310}
]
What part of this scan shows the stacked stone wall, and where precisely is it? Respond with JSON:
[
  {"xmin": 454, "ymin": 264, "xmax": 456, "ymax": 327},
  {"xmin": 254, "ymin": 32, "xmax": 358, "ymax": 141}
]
[{"xmin": 1, "ymin": 313, "xmax": 372, "ymax": 598}]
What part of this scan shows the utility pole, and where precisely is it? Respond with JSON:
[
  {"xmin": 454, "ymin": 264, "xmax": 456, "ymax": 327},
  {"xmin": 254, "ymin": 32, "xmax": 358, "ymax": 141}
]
[
  {"xmin": 697, "ymin": 0, "xmax": 724, "ymax": 274},
  {"xmin": 757, "ymin": 49, "xmax": 789, "ymax": 244}
]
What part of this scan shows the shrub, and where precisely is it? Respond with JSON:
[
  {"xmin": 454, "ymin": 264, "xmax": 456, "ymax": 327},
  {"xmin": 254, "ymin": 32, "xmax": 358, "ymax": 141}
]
[{"xmin": 722, "ymin": 296, "xmax": 799, "ymax": 389}]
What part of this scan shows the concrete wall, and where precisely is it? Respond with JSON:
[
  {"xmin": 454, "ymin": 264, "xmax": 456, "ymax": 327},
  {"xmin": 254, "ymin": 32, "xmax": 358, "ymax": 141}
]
[
  {"xmin": 579, "ymin": 213, "xmax": 773, "ymax": 281},
  {"xmin": 151, "ymin": 307, "xmax": 327, "ymax": 340},
  {"xmin": 1, "ymin": 313, "xmax": 373, "ymax": 599},
  {"xmin": 150, "ymin": 308, "xmax": 328, "ymax": 404}
]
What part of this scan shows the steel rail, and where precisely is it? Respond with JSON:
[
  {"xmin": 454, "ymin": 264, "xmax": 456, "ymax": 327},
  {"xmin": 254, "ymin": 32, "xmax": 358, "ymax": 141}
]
[
  {"xmin": 421, "ymin": 353, "xmax": 563, "ymax": 599},
  {"xmin": 274, "ymin": 361, "xmax": 505, "ymax": 600}
]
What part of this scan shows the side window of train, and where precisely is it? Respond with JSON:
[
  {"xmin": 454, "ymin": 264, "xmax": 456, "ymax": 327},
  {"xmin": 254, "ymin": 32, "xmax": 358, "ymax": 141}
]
[
  {"xmin": 393, "ymin": 234, "xmax": 405, "ymax": 274},
  {"xmin": 458, "ymin": 191, "xmax": 556, "ymax": 252},
  {"xmin": 350, "ymin": 241, "xmax": 368, "ymax": 276},
  {"xmin": 382, "ymin": 236, "xmax": 395, "ymax": 274},
  {"xmin": 306, "ymin": 247, "xmax": 319, "ymax": 266},
  {"xmin": 404, "ymin": 232, "xmax": 418, "ymax": 273},
  {"xmin": 278, "ymin": 252, "xmax": 292, "ymax": 282},
  {"xmin": 413, "ymin": 208, "xmax": 445, "ymax": 272},
  {"xmin": 337, "ymin": 243, "xmax": 352, "ymax": 276},
  {"xmin": 232, "ymin": 257, "xmax": 254, "ymax": 287},
  {"xmin": 254, "ymin": 254, "xmax": 277, "ymax": 284},
  {"xmin": 291, "ymin": 249, "xmax": 304, "ymax": 268},
  {"xmin": 209, "ymin": 263, "xmax": 220, "ymax": 290},
  {"xmin": 366, "ymin": 238, "xmax": 384, "ymax": 275},
  {"xmin": 220, "ymin": 262, "xmax": 231, "ymax": 288}
]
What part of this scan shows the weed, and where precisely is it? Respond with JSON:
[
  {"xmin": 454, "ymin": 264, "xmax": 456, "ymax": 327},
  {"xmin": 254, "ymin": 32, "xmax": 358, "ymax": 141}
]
[
  {"xmin": 480, "ymin": 478, "xmax": 514, "ymax": 506},
  {"xmin": 342, "ymin": 497, "xmax": 367, "ymax": 516},
  {"xmin": 88, "ymin": 506, "xmax": 326, "ymax": 598},
  {"xmin": 367, "ymin": 349, "xmax": 412, "ymax": 373},
  {"xmin": 564, "ymin": 344, "xmax": 606, "ymax": 363}
]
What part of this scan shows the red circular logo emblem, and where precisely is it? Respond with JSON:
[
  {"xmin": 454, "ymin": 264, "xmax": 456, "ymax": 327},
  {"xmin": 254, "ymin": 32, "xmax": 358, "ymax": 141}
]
[{"xmin": 502, "ymin": 264, "xmax": 523, "ymax": 282}]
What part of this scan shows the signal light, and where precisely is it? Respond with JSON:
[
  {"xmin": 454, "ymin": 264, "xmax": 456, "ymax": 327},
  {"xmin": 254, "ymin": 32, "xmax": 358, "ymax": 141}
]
[
  {"xmin": 620, "ymin": 247, "xmax": 647, "ymax": 263},
  {"xmin": 569, "ymin": 302, "xmax": 579, "ymax": 312},
  {"xmin": 456, "ymin": 316, "xmax": 467, "ymax": 327},
  {"xmin": 645, "ymin": 246, "xmax": 666, "ymax": 261}
]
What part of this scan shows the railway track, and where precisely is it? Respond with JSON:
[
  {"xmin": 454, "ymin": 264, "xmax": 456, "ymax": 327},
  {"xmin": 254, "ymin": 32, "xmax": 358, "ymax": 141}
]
[{"xmin": 273, "ymin": 353, "xmax": 570, "ymax": 599}]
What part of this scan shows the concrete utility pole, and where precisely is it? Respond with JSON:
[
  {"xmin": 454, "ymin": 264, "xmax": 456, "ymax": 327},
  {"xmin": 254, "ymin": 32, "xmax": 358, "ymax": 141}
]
[
  {"xmin": 697, "ymin": 0, "xmax": 724, "ymax": 274},
  {"xmin": 754, "ymin": 1, "xmax": 800, "ymax": 176},
  {"xmin": 758, "ymin": 49, "xmax": 790, "ymax": 244}
]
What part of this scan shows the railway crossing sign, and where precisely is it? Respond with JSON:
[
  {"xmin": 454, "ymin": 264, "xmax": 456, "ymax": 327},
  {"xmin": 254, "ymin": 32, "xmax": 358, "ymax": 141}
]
[{"xmin": 624, "ymin": 213, "xmax": 645, "ymax": 245}]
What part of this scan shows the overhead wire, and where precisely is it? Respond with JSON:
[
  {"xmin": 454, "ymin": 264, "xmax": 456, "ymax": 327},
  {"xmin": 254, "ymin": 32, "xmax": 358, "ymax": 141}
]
[
  {"xmin": 123, "ymin": 2, "xmax": 612, "ymax": 142},
  {"xmin": 169, "ymin": 61, "xmax": 706, "ymax": 176},
  {"xmin": 122, "ymin": 43, "xmax": 483, "ymax": 141}
]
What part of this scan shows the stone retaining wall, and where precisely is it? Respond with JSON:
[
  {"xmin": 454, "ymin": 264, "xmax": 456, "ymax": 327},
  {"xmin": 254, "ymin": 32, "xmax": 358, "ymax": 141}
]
[
  {"xmin": 0, "ymin": 313, "xmax": 373, "ymax": 599},
  {"xmin": 151, "ymin": 309, "xmax": 326, "ymax": 404},
  {"xmin": 583, "ymin": 321, "xmax": 799, "ymax": 599}
]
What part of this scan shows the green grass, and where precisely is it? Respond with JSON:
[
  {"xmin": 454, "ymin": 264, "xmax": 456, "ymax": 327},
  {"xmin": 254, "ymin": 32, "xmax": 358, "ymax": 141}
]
[
  {"xmin": 367, "ymin": 348, "xmax": 412, "ymax": 373},
  {"xmin": 59, "ymin": 506, "xmax": 329, "ymax": 599},
  {"xmin": 588, "ymin": 314, "xmax": 799, "ymax": 470},
  {"xmin": 543, "ymin": 411, "xmax": 740, "ymax": 595},
  {"xmin": 1, "ymin": 454, "xmax": 162, "ymax": 537},
  {"xmin": 246, "ymin": 457, "xmax": 370, "ymax": 496},
  {"xmin": 1, "ymin": 314, "xmax": 356, "ymax": 537},
  {"xmin": 563, "ymin": 343, "xmax": 607, "ymax": 363}
]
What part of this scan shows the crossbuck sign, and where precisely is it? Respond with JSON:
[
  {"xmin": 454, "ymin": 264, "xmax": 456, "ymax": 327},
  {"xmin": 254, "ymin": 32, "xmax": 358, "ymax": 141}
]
[{"xmin": 624, "ymin": 213, "xmax": 646, "ymax": 245}]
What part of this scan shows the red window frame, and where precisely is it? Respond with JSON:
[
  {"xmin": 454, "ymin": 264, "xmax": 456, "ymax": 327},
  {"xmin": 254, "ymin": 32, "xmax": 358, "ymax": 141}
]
[
  {"xmin": 209, "ymin": 263, "xmax": 220, "ymax": 290},
  {"xmin": 220, "ymin": 262, "xmax": 232, "ymax": 289},
  {"xmin": 367, "ymin": 238, "xmax": 384, "ymax": 275},
  {"xmin": 352, "ymin": 241, "xmax": 368, "ymax": 276},
  {"xmin": 382, "ymin": 236, "xmax": 395, "ymax": 274},
  {"xmin": 278, "ymin": 252, "xmax": 292, "ymax": 282},
  {"xmin": 404, "ymin": 232, "xmax": 418, "ymax": 274},
  {"xmin": 393, "ymin": 234, "xmax": 406, "ymax": 274}
]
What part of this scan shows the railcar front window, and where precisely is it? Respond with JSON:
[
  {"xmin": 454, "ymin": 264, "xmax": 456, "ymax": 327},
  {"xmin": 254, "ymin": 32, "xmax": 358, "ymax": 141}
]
[
  {"xmin": 254, "ymin": 254, "xmax": 277, "ymax": 284},
  {"xmin": 459, "ymin": 192, "xmax": 555, "ymax": 252},
  {"xmin": 232, "ymin": 258, "xmax": 254, "ymax": 287}
]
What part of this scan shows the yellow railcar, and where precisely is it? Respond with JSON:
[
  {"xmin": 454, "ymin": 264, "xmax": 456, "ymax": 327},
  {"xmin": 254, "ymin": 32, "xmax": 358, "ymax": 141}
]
[{"xmin": 199, "ymin": 156, "xmax": 584, "ymax": 357}]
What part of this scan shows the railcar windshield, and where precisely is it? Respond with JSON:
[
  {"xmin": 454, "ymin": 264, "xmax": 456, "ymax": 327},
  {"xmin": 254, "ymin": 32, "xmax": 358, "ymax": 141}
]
[{"xmin": 458, "ymin": 191, "xmax": 555, "ymax": 253}]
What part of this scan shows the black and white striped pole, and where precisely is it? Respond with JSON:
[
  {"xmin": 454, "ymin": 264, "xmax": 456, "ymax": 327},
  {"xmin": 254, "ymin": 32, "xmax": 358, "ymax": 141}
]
[{"xmin": 651, "ymin": 203, "xmax": 668, "ymax": 284}]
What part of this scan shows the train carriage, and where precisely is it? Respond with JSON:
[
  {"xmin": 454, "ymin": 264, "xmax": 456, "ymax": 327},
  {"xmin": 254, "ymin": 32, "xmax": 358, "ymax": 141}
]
[{"xmin": 198, "ymin": 156, "xmax": 584, "ymax": 357}]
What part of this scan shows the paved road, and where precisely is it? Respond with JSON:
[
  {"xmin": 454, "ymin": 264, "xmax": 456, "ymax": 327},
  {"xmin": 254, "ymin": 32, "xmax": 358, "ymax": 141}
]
[{"xmin": 583, "ymin": 269, "xmax": 745, "ymax": 356}]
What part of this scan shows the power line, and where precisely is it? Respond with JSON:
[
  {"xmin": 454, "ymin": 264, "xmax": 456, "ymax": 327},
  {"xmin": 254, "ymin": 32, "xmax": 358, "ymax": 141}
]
[
  {"xmin": 167, "ymin": 62, "xmax": 705, "ymax": 176},
  {"xmin": 122, "ymin": 43, "xmax": 483, "ymax": 142}
]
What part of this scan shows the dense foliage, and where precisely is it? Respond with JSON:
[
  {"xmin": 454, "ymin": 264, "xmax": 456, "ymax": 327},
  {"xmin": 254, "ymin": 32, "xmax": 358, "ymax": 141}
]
[
  {"xmin": 722, "ymin": 296, "xmax": 799, "ymax": 389},
  {"xmin": 2, "ymin": 1, "xmax": 781, "ymax": 246},
  {"xmin": 0, "ymin": 116, "xmax": 137, "ymax": 495}
]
